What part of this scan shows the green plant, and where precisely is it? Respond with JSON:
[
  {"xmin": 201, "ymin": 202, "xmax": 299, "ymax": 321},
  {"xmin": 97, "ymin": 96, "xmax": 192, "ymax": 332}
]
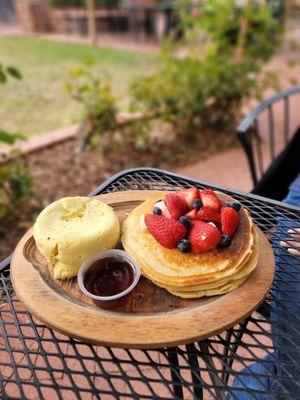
[
  {"xmin": 0, "ymin": 63, "xmax": 33, "ymax": 220},
  {"xmin": 64, "ymin": 60, "xmax": 118, "ymax": 150},
  {"xmin": 65, "ymin": 1, "xmax": 284, "ymax": 161},
  {"xmin": 0, "ymin": 63, "xmax": 23, "ymax": 144},
  {"xmin": 0, "ymin": 64, "xmax": 22, "ymax": 84},
  {"xmin": 0, "ymin": 160, "xmax": 33, "ymax": 218},
  {"xmin": 130, "ymin": 0, "xmax": 281, "ymax": 136}
]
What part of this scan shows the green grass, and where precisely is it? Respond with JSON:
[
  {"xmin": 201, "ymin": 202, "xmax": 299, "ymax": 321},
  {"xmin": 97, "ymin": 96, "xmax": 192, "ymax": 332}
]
[{"xmin": 0, "ymin": 36, "xmax": 159, "ymax": 139}]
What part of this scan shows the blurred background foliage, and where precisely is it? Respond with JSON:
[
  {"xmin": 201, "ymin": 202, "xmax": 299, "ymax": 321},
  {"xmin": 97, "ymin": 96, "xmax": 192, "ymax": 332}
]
[
  {"xmin": 0, "ymin": 64, "xmax": 33, "ymax": 220},
  {"xmin": 70, "ymin": 0, "xmax": 282, "ymax": 152}
]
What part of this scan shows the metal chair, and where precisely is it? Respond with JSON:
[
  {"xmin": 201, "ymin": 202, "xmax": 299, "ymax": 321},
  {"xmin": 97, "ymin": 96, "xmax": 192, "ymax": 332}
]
[{"xmin": 237, "ymin": 85, "xmax": 300, "ymax": 190}]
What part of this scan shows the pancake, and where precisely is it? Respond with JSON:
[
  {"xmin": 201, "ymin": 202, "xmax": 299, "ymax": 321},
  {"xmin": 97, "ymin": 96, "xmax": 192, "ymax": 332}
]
[{"xmin": 122, "ymin": 192, "xmax": 258, "ymax": 298}]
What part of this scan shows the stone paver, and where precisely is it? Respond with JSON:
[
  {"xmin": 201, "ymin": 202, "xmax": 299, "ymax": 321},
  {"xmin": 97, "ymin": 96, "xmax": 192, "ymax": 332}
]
[{"xmin": 178, "ymin": 146, "xmax": 253, "ymax": 193}]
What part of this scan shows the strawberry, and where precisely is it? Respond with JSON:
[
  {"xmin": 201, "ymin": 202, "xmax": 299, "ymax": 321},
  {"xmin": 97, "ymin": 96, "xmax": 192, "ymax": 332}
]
[
  {"xmin": 197, "ymin": 207, "xmax": 221, "ymax": 223},
  {"xmin": 185, "ymin": 209, "xmax": 198, "ymax": 220},
  {"xmin": 145, "ymin": 214, "xmax": 187, "ymax": 249},
  {"xmin": 177, "ymin": 188, "xmax": 200, "ymax": 209},
  {"xmin": 200, "ymin": 189, "xmax": 221, "ymax": 212},
  {"xmin": 188, "ymin": 220, "xmax": 221, "ymax": 254},
  {"xmin": 153, "ymin": 200, "xmax": 171, "ymax": 219},
  {"xmin": 221, "ymin": 207, "xmax": 240, "ymax": 236},
  {"xmin": 165, "ymin": 193, "xmax": 187, "ymax": 220}
]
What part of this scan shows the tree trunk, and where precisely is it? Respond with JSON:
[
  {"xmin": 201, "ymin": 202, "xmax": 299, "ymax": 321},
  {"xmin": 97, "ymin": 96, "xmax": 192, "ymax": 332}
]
[
  {"xmin": 234, "ymin": 0, "xmax": 251, "ymax": 60},
  {"xmin": 87, "ymin": 0, "xmax": 97, "ymax": 44}
]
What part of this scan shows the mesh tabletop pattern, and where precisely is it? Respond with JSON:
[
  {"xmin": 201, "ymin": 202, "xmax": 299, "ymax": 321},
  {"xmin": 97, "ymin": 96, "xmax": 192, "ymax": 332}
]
[{"xmin": 1, "ymin": 168, "xmax": 300, "ymax": 400}]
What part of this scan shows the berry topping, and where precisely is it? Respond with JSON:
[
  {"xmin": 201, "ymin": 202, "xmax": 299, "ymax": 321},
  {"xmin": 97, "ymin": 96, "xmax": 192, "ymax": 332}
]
[
  {"xmin": 197, "ymin": 207, "xmax": 221, "ymax": 223},
  {"xmin": 177, "ymin": 238, "xmax": 191, "ymax": 253},
  {"xmin": 145, "ymin": 214, "xmax": 186, "ymax": 249},
  {"xmin": 227, "ymin": 201, "xmax": 241, "ymax": 211},
  {"xmin": 218, "ymin": 234, "xmax": 231, "ymax": 248},
  {"xmin": 179, "ymin": 215, "xmax": 191, "ymax": 229},
  {"xmin": 188, "ymin": 221, "xmax": 221, "ymax": 254},
  {"xmin": 200, "ymin": 189, "xmax": 221, "ymax": 212},
  {"xmin": 177, "ymin": 188, "xmax": 200, "ymax": 209},
  {"xmin": 185, "ymin": 209, "xmax": 198, "ymax": 220},
  {"xmin": 153, "ymin": 207, "xmax": 162, "ymax": 215},
  {"xmin": 154, "ymin": 200, "xmax": 171, "ymax": 219},
  {"xmin": 192, "ymin": 198, "xmax": 202, "ymax": 210},
  {"xmin": 221, "ymin": 207, "xmax": 240, "ymax": 236},
  {"xmin": 165, "ymin": 193, "xmax": 187, "ymax": 220}
]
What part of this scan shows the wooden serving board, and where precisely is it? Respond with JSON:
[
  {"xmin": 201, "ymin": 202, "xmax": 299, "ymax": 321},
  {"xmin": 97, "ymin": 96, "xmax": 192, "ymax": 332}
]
[{"xmin": 11, "ymin": 190, "xmax": 275, "ymax": 349}]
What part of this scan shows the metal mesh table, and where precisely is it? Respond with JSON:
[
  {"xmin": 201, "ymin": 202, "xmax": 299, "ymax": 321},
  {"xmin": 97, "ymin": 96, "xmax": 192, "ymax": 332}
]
[{"xmin": 1, "ymin": 167, "xmax": 300, "ymax": 400}]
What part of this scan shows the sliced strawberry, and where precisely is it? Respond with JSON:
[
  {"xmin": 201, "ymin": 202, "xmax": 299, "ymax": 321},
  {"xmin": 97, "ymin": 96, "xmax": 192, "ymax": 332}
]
[
  {"xmin": 188, "ymin": 220, "xmax": 221, "ymax": 254},
  {"xmin": 153, "ymin": 200, "xmax": 171, "ymax": 219},
  {"xmin": 197, "ymin": 207, "xmax": 221, "ymax": 223},
  {"xmin": 165, "ymin": 193, "xmax": 187, "ymax": 220},
  {"xmin": 221, "ymin": 207, "xmax": 240, "ymax": 236},
  {"xmin": 200, "ymin": 189, "xmax": 221, "ymax": 212},
  {"xmin": 185, "ymin": 209, "xmax": 198, "ymax": 220},
  {"xmin": 177, "ymin": 188, "xmax": 200, "ymax": 209},
  {"xmin": 145, "ymin": 214, "xmax": 186, "ymax": 249}
]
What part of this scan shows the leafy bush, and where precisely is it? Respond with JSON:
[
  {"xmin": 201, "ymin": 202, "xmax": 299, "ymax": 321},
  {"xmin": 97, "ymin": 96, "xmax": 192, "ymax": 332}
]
[
  {"xmin": 0, "ymin": 64, "xmax": 22, "ymax": 84},
  {"xmin": 64, "ymin": 60, "xmax": 118, "ymax": 150},
  {"xmin": 0, "ymin": 64, "xmax": 33, "ymax": 220},
  {"xmin": 0, "ymin": 160, "xmax": 33, "ymax": 219},
  {"xmin": 131, "ymin": 0, "xmax": 281, "ymax": 136},
  {"xmin": 65, "ymin": 1, "xmax": 283, "ymax": 158}
]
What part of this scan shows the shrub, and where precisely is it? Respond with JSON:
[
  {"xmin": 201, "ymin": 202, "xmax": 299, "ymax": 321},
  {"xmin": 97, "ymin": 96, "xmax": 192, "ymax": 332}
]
[
  {"xmin": 65, "ymin": 1, "xmax": 283, "ymax": 160},
  {"xmin": 0, "ymin": 64, "xmax": 33, "ymax": 220},
  {"xmin": 130, "ymin": 0, "xmax": 281, "ymax": 137},
  {"xmin": 0, "ymin": 159, "xmax": 33, "ymax": 219},
  {"xmin": 64, "ymin": 61, "xmax": 118, "ymax": 151}
]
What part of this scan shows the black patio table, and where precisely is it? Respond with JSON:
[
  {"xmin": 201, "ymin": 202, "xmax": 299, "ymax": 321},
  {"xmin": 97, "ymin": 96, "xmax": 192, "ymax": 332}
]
[{"xmin": 1, "ymin": 167, "xmax": 300, "ymax": 400}]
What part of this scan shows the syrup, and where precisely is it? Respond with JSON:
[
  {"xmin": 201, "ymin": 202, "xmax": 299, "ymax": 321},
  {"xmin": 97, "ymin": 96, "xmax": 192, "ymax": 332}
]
[{"xmin": 83, "ymin": 257, "xmax": 134, "ymax": 297}]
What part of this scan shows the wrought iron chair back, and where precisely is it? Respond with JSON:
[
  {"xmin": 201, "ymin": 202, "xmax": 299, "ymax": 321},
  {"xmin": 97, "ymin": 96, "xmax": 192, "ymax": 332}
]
[{"xmin": 237, "ymin": 85, "xmax": 300, "ymax": 188}]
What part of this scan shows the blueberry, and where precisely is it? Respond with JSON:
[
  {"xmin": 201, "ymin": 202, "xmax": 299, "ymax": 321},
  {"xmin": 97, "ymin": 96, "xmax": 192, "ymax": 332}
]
[
  {"xmin": 218, "ymin": 235, "xmax": 231, "ymax": 248},
  {"xmin": 153, "ymin": 207, "xmax": 162, "ymax": 215},
  {"xmin": 227, "ymin": 201, "xmax": 241, "ymax": 211},
  {"xmin": 177, "ymin": 238, "xmax": 191, "ymax": 253},
  {"xmin": 192, "ymin": 198, "xmax": 202, "ymax": 210},
  {"xmin": 179, "ymin": 216, "xmax": 191, "ymax": 228}
]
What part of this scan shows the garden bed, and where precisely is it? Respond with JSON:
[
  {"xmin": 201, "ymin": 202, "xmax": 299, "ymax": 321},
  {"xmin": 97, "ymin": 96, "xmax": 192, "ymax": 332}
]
[{"xmin": 0, "ymin": 131, "xmax": 236, "ymax": 260}]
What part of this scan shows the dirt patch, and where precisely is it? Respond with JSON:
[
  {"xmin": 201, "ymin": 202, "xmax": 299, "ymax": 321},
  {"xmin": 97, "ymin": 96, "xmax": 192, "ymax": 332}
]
[{"xmin": 0, "ymin": 132, "xmax": 237, "ymax": 260}]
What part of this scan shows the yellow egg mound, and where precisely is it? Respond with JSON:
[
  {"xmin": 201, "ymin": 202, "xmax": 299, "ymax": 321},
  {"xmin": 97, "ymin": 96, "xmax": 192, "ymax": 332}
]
[{"xmin": 33, "ymin": 197, "xmax": 120, "ymax": 279}]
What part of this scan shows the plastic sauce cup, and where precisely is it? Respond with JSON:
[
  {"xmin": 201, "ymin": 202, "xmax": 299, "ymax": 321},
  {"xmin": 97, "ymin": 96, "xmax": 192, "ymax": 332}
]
[{"xmin": 77, "ymin": 249, "xmax": 141, "ymax": 308}]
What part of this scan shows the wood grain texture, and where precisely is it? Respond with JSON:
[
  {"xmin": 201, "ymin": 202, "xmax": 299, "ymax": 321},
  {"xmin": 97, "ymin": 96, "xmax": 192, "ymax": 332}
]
[{"xmin": 11, "ymin": 190, "xmax": 275, "ymax": 349}]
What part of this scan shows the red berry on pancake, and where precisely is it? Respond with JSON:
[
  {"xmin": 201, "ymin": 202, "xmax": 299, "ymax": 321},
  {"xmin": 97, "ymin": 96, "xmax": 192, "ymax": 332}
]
[
  {"xmin": 200, "ymin": 189, "xmax": 221, "ymax": 212},
  {"xmin": 153, "ymin": 200, "xmax": 171, "ymax": 219},
  {"xmin": 185, "ymin": 209, "xmax": 198, "ymax": 220},
  {"xmin": 221, "ymin": 207, "xmax": 240, "ymax": 236},
  {"xmin": 145, "ymin": 214, "xmax": 187, "ymax": 249},
  {"xmin": 177, "ymin": 188, "xmax": 200, "ymax": 209},
  {"xmin": 165, "ymin": 193, "xmax": 187, "ymax": 220},
  {"xmin": 188, "ymin": 220, "xmax": 221, "ymax": 254},
  {"xmin": 197, "ymin": 207, "xmax": 221, "ymax": 223}
]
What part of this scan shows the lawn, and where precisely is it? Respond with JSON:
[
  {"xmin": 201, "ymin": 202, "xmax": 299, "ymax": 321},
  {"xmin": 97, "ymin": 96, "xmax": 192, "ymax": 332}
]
[{"xmin": 0, "ymin": 36, "xmax": 159, "ymax": 139}]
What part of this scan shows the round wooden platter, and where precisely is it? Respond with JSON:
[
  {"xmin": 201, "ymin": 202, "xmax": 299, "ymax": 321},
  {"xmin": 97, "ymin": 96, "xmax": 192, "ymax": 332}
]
[{"xmin": 11, "ymin": 190, "xmax": 275, "ymax": 349}]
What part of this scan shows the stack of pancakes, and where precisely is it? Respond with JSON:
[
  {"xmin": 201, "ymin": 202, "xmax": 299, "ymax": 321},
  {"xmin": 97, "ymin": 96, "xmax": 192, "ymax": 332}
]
[{"xmin": 122, "ymin": 193, "xmax": 258, "ymax": 298}]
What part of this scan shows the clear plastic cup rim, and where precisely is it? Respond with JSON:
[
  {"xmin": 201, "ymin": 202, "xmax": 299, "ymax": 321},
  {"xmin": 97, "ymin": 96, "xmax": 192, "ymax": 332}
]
[{"xmin": 77, "ymin": 249, "xmax": 141, "ymax": 301}]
